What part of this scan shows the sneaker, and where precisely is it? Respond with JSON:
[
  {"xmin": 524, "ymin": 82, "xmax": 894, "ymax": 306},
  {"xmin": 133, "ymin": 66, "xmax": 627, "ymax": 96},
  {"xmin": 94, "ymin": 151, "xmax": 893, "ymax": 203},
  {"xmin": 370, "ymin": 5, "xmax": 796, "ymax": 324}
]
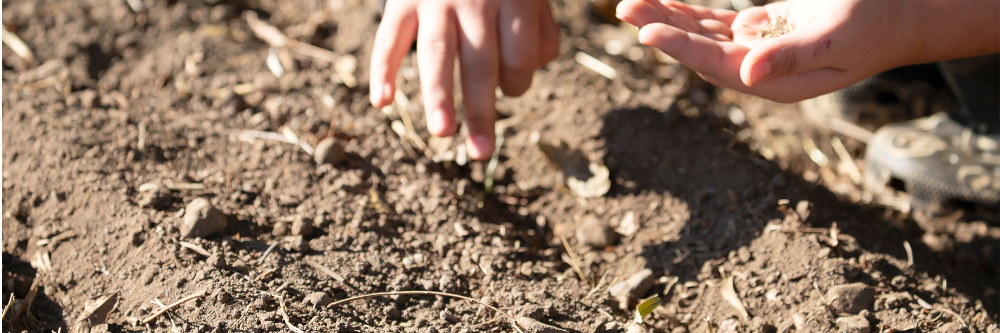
[
  {"xmin": 799, "ymin": 64, "xmax": 952, "ymax": 130},
  {"xmin": 864, "ymin": 112, "xmax": 1000, "ymax": 218}
]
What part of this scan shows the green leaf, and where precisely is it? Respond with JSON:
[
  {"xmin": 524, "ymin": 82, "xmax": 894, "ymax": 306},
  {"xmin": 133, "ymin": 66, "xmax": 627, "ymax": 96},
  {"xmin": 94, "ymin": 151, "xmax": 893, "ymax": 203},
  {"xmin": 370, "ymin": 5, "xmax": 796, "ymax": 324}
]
[{"xmin": 634, "ymin": 295, "xmax": 661, "ymax": 323}]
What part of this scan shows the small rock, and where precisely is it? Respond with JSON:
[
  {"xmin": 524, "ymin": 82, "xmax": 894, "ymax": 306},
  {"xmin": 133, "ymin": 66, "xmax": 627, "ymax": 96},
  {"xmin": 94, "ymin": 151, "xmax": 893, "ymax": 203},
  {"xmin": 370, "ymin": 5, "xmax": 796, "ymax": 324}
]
[
  {"xmin": 51, "ymin": 191, "xmax": 66, "ymax": 202},
  {"xmin": 283, "ymin": 236, "xmax": 310, "ymax": 252},
  {"xmin": 314, "ymin": 137, "xmax": 346, "ymax": 165},
  {"xmin": 139, "ymin": 188, "xmax": 172, "ymax": 210},
  {"xmin": 875, "ymin": 292, "xmax": 912, "ymax": 311},
  {"xmin": 835, "ymin": 315, "xmax": 871, "ymax": 333},
  {"xmin": 440, "ymin": 311, "xmax": 459, "ymax": 324},
  {"xmin": 291, "ymin": 215, "xmax": 313, "ymax": 237},
  {"xmin": 303, "ymin": 292, "xmax": 331, "ymax": 308},
  {"xmin": 718, "ymin": 319, "xmax": 739, "ymax": 333},
  {"xmin": 795, "ymin": 200, "xmax": 812, "ymax": 221},
  {"xmin": 827, "ymin": 283, "xmax": 875, "ymax": 314},
  {"xmin": 515, "ymin": 316, "xmax": 569, "ymax": 333},
  {"xmin": 206, "ymin": 253, "xmax": 227, "ymax": 269},
  {"xmin": 576, "ymin": 215, "xmax": 616, "ymax": 248},
  {"xmin": 181, "ymin": 198, "xmax": 227, "ymax": 238},
  {"xmin": 607, "ymin": 268, "xmax": 655, "ymax": 308}
]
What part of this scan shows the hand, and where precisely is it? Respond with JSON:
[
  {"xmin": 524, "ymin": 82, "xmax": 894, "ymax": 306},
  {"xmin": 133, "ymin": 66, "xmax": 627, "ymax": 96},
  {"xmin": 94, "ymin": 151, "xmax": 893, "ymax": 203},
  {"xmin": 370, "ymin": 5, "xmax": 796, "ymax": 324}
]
[
  {"xmin": 370, "ymin": 0, "xmax": 559, "ymax": 160},
  {"xmin": 616, "ymin": 0, "xmax": 916, "ymax": 103}
]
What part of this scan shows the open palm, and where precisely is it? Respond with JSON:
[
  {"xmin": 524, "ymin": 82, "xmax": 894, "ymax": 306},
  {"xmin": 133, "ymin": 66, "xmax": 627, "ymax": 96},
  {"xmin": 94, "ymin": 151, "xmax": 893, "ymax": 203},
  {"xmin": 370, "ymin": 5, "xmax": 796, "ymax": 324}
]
[{"xmin": 618, "ymin": 0, "xmax": 908, "ymax": 102}]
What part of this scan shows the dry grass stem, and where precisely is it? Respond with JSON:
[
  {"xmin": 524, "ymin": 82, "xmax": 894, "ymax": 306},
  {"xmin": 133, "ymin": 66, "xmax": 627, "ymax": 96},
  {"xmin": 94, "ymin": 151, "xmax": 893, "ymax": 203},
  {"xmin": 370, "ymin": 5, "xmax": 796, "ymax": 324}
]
[
  {"xmin": 141, "ymin": 289, "xmax": 209, "ymax": 324},
  {"xmin": 257, "ymin": 240, "xmax": 282, "ymax": 266},
  {"xmin": 304, "ymin": 259, "xmax": 359, "ymax": 292},
  {"xmin": 178, "ymin": 241, "xmax": 211, "ymax": 257},
  {"xmin": 903, "ymin": 241, "xmax": 914, "ymax": 268},
  {"xmin": 2, "ymin": 25, "xmax": 35, "ymax": 64},
  {"xmin": 243, "ymin": 11, "xmax": 356, "ymax": 87},
  {"xmin": 560, "ymin": 234, "xmax": 592, "ymax": 289}
]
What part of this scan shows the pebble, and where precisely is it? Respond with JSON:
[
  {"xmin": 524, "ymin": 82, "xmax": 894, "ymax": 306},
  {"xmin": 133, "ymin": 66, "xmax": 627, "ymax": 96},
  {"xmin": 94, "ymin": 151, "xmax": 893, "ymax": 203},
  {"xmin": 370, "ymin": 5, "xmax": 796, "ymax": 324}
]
[
  {"xmin": 291, "ymin": 215, "xmax": 313, "ymax": 237},
  {"xmin": 303, "ymin": 292, "xmax": 331, "ymax": 308},
  {"xmin": 626, "ymin": 325, "xmax": 648, "ymax": 333},
  {"xmin": 314, "ymin": 137, "xmax": 346, "ymax": 165},
  {"xmin": 737, "ymin": 246, "xmax": 752, "ymax": 264},
  {"xmin": 835, "ymin": 315, "xmax": 871, "ymax": 333},
  {"xmin": 386, "ymin": 306, "xmax": 401, "ymax": 320},
  {"xmin": 515, "ymin": 316, "xmax": 568, "ymax": 333},
  {"xmin": 440, "ymin": 311, "xmax": 458, "ymax": 324},
  {"xmin": 827, "ymin": 283, "xmax": 875, "ymax": 314},
  {"xmin": 181, "ymin": 198, "xmax": 227, "ymax": 238},
  {"xmin": 607, "ymin": 268, "xmax": 655, "ymax": 308},
  {"xmin": 206, "ymin": 253, "xmax": 227, "ymax": 269},
  {"xmin": 576, "ymin": 215, "xmax": 616, "ymax": 248}
]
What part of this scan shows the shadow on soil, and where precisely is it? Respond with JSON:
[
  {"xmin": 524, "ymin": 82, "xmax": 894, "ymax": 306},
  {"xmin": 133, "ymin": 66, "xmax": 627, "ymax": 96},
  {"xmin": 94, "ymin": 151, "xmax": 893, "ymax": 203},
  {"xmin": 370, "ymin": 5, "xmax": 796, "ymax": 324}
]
[
  {"xmin": 2, "ymin": 252, "xmax": 69, "ymax": 332},
  {"xmin": 598, "ymin": 106, "xmax": 997, "ymax": 316}
]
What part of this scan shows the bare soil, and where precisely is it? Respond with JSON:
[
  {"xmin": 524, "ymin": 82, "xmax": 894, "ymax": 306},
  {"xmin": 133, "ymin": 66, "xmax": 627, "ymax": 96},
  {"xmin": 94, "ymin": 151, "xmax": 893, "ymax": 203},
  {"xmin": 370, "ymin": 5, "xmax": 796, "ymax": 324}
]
[{"xmin": 3, "ymin": 0, "xmax": 997, "ymax": 332}]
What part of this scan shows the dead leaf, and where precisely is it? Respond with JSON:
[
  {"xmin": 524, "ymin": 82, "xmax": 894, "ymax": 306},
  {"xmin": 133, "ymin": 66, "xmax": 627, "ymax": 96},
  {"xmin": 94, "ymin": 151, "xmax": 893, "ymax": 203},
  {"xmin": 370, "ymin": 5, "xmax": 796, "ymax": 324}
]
[{"xmin": 721, "ymin": 276, "xmax": 749, "ymax": 320}]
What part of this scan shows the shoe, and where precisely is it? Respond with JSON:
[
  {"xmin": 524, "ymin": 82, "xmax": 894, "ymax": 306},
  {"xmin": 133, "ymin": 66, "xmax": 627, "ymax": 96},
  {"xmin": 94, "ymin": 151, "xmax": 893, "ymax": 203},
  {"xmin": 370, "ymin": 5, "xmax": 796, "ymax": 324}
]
[
  {"xmin": 864, "ymin": 112, "xmax": 1000, "ymax": 217},
  {"xmin": 799, "ymin": 64, "xmax": 952, "ymax": 130}
]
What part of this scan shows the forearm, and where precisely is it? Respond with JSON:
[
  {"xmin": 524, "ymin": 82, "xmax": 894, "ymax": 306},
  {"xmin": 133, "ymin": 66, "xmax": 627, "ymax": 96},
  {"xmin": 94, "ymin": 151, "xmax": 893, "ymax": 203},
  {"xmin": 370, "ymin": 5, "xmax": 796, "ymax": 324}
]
[{"xmin": 902, "ymin": 0, "xmax": 1000, "ymax": 65}]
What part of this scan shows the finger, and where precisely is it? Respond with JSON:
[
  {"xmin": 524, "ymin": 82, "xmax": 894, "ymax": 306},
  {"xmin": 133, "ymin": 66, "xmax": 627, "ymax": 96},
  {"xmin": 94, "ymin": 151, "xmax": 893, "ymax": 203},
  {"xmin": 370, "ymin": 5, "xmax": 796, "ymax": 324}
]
[
  {"xmin": 698, "ymin": 19, "xmax": 731, "ymax": 38},
  {"xmin": 662, "ymin": 0, "xmax": 738, "ymax": 25},
  {"xmin": 538, "ymin": 0, "xmax": 560, "ymax": 64},
  {"xmin": 416, "ymin": 5, "xmax": 459, "ymax": 136},
  {"xmin": 456, "ymin": 3, "xmax": 500, "ymax": 160},
  {"xmin": 740, "ymin": 24, "xmax": 841, "ymax": 87},
  {"xmin": 638, "ymin": 22, "xmax": 745, "ymax": 81},
  {"xmin": 370, "ymin": 3, "xmax": 418, "ymax": 107},
  {"xmin": 743, "ymin": 67, "xmax": 854, "ymax": 103},
  {"xmin": 616, "ymin": 0, "xmax": 669, "ymax": 28},
  {"xmin": 498, "ymin": 0, "xmax": 540, "ymax": 96}
]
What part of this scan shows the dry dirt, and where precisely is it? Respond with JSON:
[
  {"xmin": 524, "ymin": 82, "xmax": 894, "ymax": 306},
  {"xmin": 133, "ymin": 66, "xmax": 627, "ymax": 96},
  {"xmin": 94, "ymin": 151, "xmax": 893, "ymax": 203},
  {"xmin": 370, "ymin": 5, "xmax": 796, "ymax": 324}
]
[{"xmin": 2, "ymin": 0, "xmax": 998, "ymax": 332}]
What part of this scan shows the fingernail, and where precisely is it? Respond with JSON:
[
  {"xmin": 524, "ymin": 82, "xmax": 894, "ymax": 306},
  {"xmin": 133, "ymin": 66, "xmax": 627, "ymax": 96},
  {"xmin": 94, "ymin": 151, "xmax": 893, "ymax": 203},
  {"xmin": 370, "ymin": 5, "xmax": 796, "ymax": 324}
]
[
  {"xmin": 750, "ymin": 60, "xmax": 771, "ymax": 86},
  {"xmin": 468, "ymin": 134, "xmax": 493, "ymax": 160},
  {"xmin": 428, "ymin": 109, "xmax": 447, "ymax": 135},
  {"xmin": 382, "ymin": 83, "xmax": 393, "ymax": 103}
]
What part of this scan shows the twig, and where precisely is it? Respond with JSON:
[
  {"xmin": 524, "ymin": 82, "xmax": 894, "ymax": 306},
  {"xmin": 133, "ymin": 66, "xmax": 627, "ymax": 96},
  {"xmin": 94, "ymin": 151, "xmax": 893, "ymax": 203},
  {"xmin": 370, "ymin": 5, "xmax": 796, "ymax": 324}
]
[
  {"xmin": 903, "ymin": 241, "xmax": 914, "ymax": 268},
  {"xmin": 237, "ymin": 129, "xmax": 314, "ymax": 156},
  {"xmin": 2, "ymin": 294, "xmax": 14, "ymax": 319},
  {"xmin": 326, "ymin": 290, "xmax": 524, "ymax": 333},
  {"xmin": 243, "ymin": 11, "xmax": 356, "ymax": 87},
  {"xmin": 575, "ymin": 52, "xmax": 616, "ymax": 80},
  {"xmin": 178, "ymin": 241, "xmax": 211, "ymax": 257},
  {"xmin": 830, "ymin": 137, "xmax": 862, "ymax": 184},
  {"xmin": 935, "ymin": 306, "xmax": 967, "ymax": 327},
  {"xmin": 484, "ymin": 127, "xmax": 505, "ymax": 193},
  {"xmin": 138, "ymin": 122, "xmax": 146, "ymax": 150},
  {"xmin": 266, "ymin": 293, "xmax": 304, "ymax": 333},
  {"xmin": 10, "ymin": 273, "xmax": 43, "ymax": 321},
  {"xmin": 393, "ymin": 90, "xmax": 430, "ymax": 153},
  {"xmin": 140, "ymin": 289, "xmax": 209, "ymax": 324},
  {"xmin": 560, "ymin": 234, "xmax": 592, "ymax": 289},
  {"xmin": 257, "ymin": 240, "xmax": 281, "ymax": 266},
  {"xmin": 2, "ymin": 25, "xmax": 34, "ymax": 64},
  {"xmin": 304, "ymin": 259, "xmax": 359, "ymax": 292}
]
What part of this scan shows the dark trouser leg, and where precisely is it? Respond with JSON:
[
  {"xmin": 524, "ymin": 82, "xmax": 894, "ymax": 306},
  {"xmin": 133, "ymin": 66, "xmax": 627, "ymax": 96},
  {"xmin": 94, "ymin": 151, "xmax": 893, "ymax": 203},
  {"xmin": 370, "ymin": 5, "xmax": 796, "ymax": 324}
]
[{"xmin": 937, "ymin": 54, "xmax": 1000, "ymax": 134}]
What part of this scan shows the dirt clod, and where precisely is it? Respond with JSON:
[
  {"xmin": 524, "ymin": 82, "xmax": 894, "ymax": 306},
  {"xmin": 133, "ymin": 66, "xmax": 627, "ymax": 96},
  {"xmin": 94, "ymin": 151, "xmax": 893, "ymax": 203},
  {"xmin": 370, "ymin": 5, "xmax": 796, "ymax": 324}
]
[
  {"xmin": 827, "ymin": 283, "xmax": 876, "ymax": 314},
  {"xmin": 181, "ymin": 198, "xmax": 227, "ymax": 239},
  {"xmin": 576, "ymin": 215, "xmax": 616, "ymax": 248},
  {"xmin": 303, "ymin": 292, "xmax": 331, "ymax": 308},
  {"xmin": 139, "ymin": 188, "xmax": 172, "ymax": 210},
  {"xmin": 206, "ymin": 253, "xmax": 227, "ymax": 269},
  {"xmin": 314, "ymin": 137, "xmax": 346, "ymax": 165},
  {"xmin": 291, "ymin": 215, "xmax": 313, "ymax": 236}
]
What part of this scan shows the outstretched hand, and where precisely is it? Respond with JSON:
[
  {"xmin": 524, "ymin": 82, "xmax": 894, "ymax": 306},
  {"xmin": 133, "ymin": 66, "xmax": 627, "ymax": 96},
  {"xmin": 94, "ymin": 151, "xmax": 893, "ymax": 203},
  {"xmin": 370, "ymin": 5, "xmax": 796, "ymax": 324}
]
[
  {"xmin": 370, "ymin": 0, "xmax": 559, "ymax": 160},
  {"xmin": 617, "ymin": 0, "xmax": 915, "ymax": 103}
]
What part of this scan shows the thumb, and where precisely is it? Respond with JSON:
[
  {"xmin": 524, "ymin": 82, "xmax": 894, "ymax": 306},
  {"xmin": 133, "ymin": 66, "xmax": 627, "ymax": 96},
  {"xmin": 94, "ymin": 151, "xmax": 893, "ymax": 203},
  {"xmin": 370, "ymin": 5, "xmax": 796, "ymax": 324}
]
[{"xmin": 740, "ymin": 26, "xmax": 838, "ymax": 87}]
